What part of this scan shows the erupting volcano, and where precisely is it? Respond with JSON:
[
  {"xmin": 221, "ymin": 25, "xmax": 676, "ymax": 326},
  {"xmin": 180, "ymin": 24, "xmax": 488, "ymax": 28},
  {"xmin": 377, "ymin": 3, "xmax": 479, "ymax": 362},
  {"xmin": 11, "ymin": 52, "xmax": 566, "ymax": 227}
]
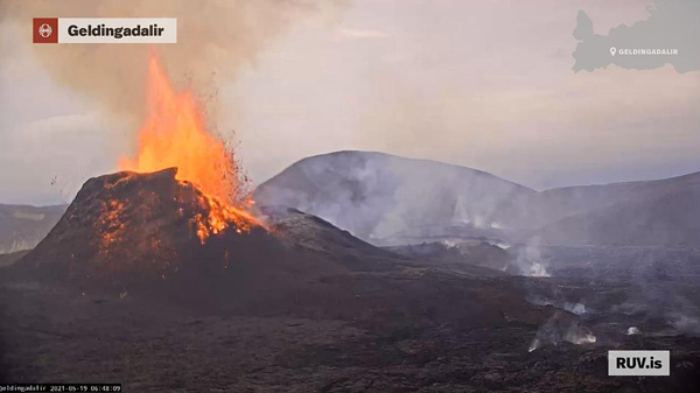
[
  {"xmin": 118, "ymin": 54, "xmax": 263, "ymax": 243},
  {"xmin": 16, "ymin": 54, "xmax": 274, "ymax": 290}
]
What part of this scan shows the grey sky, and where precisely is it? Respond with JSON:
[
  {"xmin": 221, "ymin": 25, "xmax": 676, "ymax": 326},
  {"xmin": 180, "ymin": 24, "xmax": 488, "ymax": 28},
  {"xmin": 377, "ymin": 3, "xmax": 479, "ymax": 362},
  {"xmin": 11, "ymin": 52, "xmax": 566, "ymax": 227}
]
[{"xmin": 1, "ymin": 0, "xmax": 699, "ymax": 205}]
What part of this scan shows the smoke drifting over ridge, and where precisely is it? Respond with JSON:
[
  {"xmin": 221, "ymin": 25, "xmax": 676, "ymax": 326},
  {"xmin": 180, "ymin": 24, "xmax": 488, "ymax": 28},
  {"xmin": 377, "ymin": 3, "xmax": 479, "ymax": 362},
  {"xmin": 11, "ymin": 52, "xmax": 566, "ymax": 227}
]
[{"xmin": 0, "ymin": 0, "xmax": 340, "ymax": 120}]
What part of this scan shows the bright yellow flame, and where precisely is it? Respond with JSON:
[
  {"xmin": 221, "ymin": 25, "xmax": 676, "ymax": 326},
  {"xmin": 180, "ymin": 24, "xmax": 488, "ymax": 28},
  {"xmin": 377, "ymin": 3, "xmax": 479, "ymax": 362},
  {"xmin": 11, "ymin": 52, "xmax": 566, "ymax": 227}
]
[
  {"xmin": 119, "ymin": 54, "xmax": 263, "ymax": 242},
  {"xmin": 119, "ymin": 54, "xmax": 239, "ymax": 203}
]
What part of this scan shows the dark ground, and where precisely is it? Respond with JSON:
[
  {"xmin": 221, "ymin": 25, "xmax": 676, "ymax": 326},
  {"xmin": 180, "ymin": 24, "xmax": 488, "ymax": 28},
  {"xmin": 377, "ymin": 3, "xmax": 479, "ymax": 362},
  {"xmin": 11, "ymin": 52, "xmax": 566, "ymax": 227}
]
[
  {"xmin": 2, "ymin": 168, "xmax": 700, "ymax": 391},
  {"xmin": 2, "ymin": 260, "xmax": 700, "ymax": 392}
]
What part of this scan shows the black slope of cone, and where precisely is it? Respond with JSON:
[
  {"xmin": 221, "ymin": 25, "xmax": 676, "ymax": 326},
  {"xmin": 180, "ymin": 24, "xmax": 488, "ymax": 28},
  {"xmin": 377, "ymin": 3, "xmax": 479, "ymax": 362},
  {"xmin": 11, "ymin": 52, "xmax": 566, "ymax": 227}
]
[{"xmin": 17, "ymin": 168, "xmax": 312, "ymax": 291}]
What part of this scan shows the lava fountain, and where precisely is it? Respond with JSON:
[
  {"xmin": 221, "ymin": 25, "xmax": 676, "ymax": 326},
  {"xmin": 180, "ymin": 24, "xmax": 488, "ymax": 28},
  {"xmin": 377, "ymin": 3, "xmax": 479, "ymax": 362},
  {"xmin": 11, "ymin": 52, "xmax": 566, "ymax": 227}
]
[{"xmin": 119, "ymin": 54, "xmax": 264, "ymax": 243}]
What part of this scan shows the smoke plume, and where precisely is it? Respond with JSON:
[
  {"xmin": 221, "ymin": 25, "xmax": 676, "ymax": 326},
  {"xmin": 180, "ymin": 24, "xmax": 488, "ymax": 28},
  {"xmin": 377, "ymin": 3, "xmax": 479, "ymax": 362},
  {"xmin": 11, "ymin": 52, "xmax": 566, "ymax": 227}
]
[{"xmin": 0, "ymin": 0, "xmax": 340, "ymax": 122}]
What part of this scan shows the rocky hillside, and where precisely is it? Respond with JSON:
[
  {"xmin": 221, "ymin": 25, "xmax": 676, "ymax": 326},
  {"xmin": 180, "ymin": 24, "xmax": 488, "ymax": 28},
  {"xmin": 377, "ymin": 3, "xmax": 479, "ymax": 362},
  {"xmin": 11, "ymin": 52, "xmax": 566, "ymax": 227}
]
[
  {"xmin": 255, "ymin": 151, "xmax": 536, "ymax": 246},
  {"xmin": 256, "ymin": 151, "xmax": 700, "ymax": 248}
]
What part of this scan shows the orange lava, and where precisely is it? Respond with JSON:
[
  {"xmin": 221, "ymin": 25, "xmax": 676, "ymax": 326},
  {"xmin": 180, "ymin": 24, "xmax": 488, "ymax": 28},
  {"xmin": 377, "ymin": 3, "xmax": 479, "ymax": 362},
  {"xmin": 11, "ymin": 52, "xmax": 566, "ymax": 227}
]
[
  {"xmin": 119, "ymin": 54, "xmax": 263, "ymax": 242},
  {"xmin": 97, "ymin": 198, "xmax": 126, "ymax": 254}
]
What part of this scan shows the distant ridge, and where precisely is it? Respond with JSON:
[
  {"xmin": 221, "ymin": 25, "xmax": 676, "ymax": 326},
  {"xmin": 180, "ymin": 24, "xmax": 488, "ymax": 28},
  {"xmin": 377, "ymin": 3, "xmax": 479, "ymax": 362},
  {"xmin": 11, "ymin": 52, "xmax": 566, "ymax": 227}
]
[
  {"xmin": 255, "ymin": 150, "xmax": 536, "ymax": 246},
  {"xmin": 255, "ymin": 150, "xmax": 700, "ymax": 247},
  {"xmin": 0, "ymin": 203, "xmax": 67, "ymax": 253},
  {"xmin": 4, "ymin": 151, "xmax": 698, "ymax": 251}
]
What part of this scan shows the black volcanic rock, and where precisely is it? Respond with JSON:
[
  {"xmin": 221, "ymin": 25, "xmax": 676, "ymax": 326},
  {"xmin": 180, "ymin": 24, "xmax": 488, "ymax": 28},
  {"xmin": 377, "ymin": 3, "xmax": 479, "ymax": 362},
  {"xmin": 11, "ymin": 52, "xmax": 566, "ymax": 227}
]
[
  {"xmin": 385, "ymin": 240, "xmax": 510, "ymax": 275},
  {"xmin": 262, "ymin": 206, "xmax": 402, "ymax": 271}
]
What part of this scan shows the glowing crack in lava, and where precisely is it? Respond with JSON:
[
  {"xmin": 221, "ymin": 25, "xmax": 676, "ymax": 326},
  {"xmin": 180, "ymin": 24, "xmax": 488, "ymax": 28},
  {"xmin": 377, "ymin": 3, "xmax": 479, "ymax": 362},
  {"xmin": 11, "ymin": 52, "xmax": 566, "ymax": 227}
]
[{"xmin": 119, "ymin": 54, "xmax": 264, "ymax": 243}]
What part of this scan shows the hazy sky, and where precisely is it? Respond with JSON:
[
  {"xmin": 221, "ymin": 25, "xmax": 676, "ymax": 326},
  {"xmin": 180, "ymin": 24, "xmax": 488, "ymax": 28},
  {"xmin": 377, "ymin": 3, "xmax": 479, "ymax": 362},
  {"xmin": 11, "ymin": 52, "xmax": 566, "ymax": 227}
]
[{"xmin": 1, "ymin": 0, "xmax": 699, "ymax": 205}]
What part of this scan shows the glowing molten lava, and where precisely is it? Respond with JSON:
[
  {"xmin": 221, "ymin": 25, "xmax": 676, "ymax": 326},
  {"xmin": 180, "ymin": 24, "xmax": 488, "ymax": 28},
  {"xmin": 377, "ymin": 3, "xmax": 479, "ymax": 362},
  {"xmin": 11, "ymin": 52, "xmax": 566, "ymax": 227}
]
[{"xmin": 119, "ymin": 54, "xmax": 263, "ymax": 242}]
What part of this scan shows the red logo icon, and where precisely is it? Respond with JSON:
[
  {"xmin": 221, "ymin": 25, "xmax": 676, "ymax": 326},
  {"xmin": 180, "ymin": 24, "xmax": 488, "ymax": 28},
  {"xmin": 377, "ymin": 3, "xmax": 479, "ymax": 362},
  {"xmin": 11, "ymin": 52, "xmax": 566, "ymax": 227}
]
[{"xmin": 33, "ymin": 18, "xmax": 58, "ymax": 44}]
